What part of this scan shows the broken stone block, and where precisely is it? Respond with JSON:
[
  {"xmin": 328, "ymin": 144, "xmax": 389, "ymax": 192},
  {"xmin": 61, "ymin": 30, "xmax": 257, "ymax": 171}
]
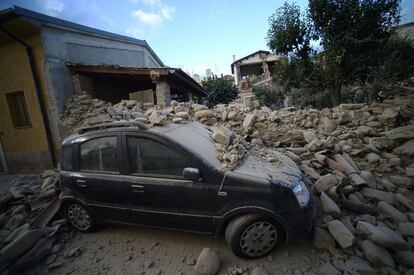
[
  {"xmin": 386, "ymin": 124, "xmax": 414, "ymax": 141},
  {"xmin": 361, "ymin": 188, "xmax": 395, "ymax": 204},
  {"xmin": 393, "ymin": 139, "xmax": 414, "ymax": 156},
  {"xmin": 251, "ymin": 266, "xmax": 269, "ymax": 275},
  {"xmin": 319, "ymin": 262, "xmax": 340, "ymax": 275},
  {"xmin": 313, "ymin": 226, "xmax": 336, "ymax": 250},
  {"xmin": 0, "ymin": 229, "xmax": 42, "ymax": 263},
  {"xmin": 388, "ymin": 175, "xmax": 413, "ymax": 189},
  {"xmin": 212, "ymin": 126, "xmax": 234, "ymax": 145},
  {"xmin": 303, "ymin": 131, "xmax": 317, "ymax": 143},
  {"xmin": 314, "ymin": 174, "xmax": 338, "ymax": 193},
  {"xmin": 360, "ymin": 170, "xmax": 377, "ymax": 188},
  {"xmin": 361, "ymin": 240, "xmax": 395, "ymax": 268},
  {"xmin": 395, "ymin": 194, "xmax": 414, "ymax": 212},
  {"xmin": 320, "ymin": 117, "xmax": 337, "ymax": 133},
  {"xmin": 399, "ymin": 222, "xmax": 414, "ymax": 238},
  {"xmin": 149, "ymin": 111, "xmax": 167, "ymax": 126},
  {"xmin": 243, "ymin": 113, "xmax": 256, "ymax": 129},
  {"xmin": 345, "ymin": 256, "xmax": 376, "ymax": 275},
  {"xmin": 194, "ymin": 110, "xmax": 213, "ymax": 119},
  {"xmin": 192, "ymin": 104, "xmax": 208, "ymax": 112},
  {"xmin": 5, "ymin": 214, "xmax": 25, "ymax": 231},
  {"xmin": 395, "ymin": 251, "xmax": 414, "ymax": 268},
  {"xmin": 194, "ymin": 247, "xmax": 221, "ymax": 275},
  {"xmin": 377, "ymin": 201, "xmax": 408, "ymax": 223},
  {"xmin": 328, "ymin": 220, "xmax": 355, "ymax": 249},
  {"xmin": 356, "ymin": 221, "xmax": 410, "ymax": 250},
  {"xmin": 365, "ymin": 153, "xmax": 381, "ymax": 163},
  {"xmin": 321, "ymin": 192, "xmax": 341, "ymax": 217}
]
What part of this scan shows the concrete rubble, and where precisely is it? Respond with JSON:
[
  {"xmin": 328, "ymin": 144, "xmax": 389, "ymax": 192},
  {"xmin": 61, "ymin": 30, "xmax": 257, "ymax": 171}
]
[
  {"xmin": 6, "ymin": 91, "xmax": 413, "ymax": 273},
  {"xmin": 0, "ymin": 170, "xmax": 65, "ymax": 274}
]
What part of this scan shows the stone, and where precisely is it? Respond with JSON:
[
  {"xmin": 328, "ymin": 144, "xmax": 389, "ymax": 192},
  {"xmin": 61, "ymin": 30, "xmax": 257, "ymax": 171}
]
[
  {"xmin": 345, "ymin": 256, "xmax": 375, "ymax": 275},
  {"xmin": 313, "ymin": 226, "xmax": 336, "ymax": 250},
  {"xmin": 394, "ymin": 139, "xmax": 414, "ymax": 156},
  {"xmin": 396, "ymin": 194, "xmax": 414, "ymax": 212},
  {"xmin": 193, "ymin": 104, "xmax": 208, "ymax": 112},
  {"xmin": 399, "ymin": 222, "xmax": 414, "ymax": 238},
  {"xmin": 251, "ymin": 266, "xmax": 269, "ymax": 275},
  {"xmin": 338, "ymin": 112, "xmax": 352, "ymax": 124},
  {"xmin": 0, "ymin": 229, "xmax": 42, "ymax": 263},
  {"xmin": 395, "ymin": 251, "xmax": 414, "ymax": 268},
  {"xmin": 361, "ymin": 240, "xmax": 395, "ymax": 268},
  {"xmin": 148, "ymin": 111, "xmax": 167, "ymax": 126},
  {"xmin": 355, "ymin": 126, "xmax": 374, "ymax": 137},
  {"xmin": 175, "ymin": 111, "xmax": 190, "ymax": 119},
  {"xmin": 356, "ymin": 221, "xmax": 410, "ymax": 250},
  {"xmin": 212, "ymin": 126, "xmax": 234, "ymax": 145},
  {"xmin": 321, "ymin": 192, "xmax": 341, "ymax": 217},
  {"xmin": 386, "ymin": 125, "xmax": 414, "ymax": 141},
  {"xmin": 327, "ymin": 220, "xmax": 355, "ymax": 248},
  {"xmin": 379, "ymin": 108, "xmax": 399, "ymax": 124},
  {"xmin": 365, "ymin": 153, "xmax": 381, "ymax": 163},
  {"xmin": 320, "ymin": 117, "xmax": 337, "ymax": 133},
  {"xmin": 360, "ymin": 170, "xmax": 377, "ymax": 188},
  {"xmin": 306, "ymin": 138, "xmax": 324, "ymax": 151},
  {"xmin": 361, "ymin": 188, "xmax": 395, "ymax": 204},
  {"xmin": 378, "ymin": 201, "xmax": 408, "ymax": 223},
  {"xmin": 194, "ymin": 110, "xmax": 213, "ymax": 119},
  {"xmin": 303, "ymin": 131, "xmax": 317, "ymax": 143},
  {"xmin": 369, "ymin": 137, "xmax": 396, "ymax": 150},
  {"xmin": 243, "ymin": 113, "xmax": 256, "ymax": 128},
  {"xmin": 314, "ymin": 174, "xmax": 338, "ymax": 193},
  {"xmin": 194, "ymin": 248, "xmax": 221, "ymax": 275},
  {"xmin": 389, "ymin": 175, "xmax": 413, "ymax": 189}
]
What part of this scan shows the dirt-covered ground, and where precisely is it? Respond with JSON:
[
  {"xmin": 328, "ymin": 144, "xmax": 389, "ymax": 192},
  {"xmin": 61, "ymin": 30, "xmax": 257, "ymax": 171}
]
[{"xmin": 39, "ymin": 224, "xmax": 325, "ymax": 275}]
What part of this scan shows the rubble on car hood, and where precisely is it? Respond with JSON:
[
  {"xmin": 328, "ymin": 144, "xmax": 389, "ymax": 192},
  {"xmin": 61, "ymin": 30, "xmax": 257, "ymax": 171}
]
[{"xmin": 59, "ymin": 92, "xmax": 414, "ymax": 273}]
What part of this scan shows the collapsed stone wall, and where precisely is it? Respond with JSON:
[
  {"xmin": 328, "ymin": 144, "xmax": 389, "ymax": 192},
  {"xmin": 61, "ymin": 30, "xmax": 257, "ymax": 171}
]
[{"xmin": 57, "ymin": 92, "xmax": 414, "ymax": 273}]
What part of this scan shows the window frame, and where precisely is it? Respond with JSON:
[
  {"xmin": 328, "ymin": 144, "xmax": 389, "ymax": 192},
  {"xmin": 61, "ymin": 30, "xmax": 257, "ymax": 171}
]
[
  {"xmin": 5, "ymin": 90, "xmax": 32, "ymax": 129},
  {"xmin": 75, "ymin": 132, "xmax": 122, "ymax": 175},
  {"xmin": 122, "ymin": 132, "xmax": 202, "ymax": 179}
]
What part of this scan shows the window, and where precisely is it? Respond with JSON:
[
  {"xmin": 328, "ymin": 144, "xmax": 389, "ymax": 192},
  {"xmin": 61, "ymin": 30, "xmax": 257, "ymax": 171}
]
[
  {"xmin": 6, "ymin": 91, "xmax": 31, "ymax": 128},
  {"xmin": 80, "ymin": 136, "xmax": 118, "ymax": 172},
  {"xmin": 61, "ymin": 146, "xmax": 73, "ymax": 171},
  {"xmin": 127, "ymin": 137, "xmax": 194, "ymax": 176}
]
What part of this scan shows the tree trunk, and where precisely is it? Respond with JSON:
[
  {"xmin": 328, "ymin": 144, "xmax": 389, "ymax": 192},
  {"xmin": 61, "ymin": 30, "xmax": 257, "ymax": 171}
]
[{"xmin": 330, "ymin": 79, "xmax": 342, "ymax": 106}]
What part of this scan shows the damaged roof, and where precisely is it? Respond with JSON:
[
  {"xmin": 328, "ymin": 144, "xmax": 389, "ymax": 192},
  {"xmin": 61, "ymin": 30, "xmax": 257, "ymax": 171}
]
[
  {"xmin": 230, "ymin": 50, "xmax": 271, "ymax": 74},
  {"xmin": 67, "ymin": 63, "xmax": 208, "ymax": 97},
  {"xmin": 0, "ymin": 5, "xmax": 164, "ymax": 66}
]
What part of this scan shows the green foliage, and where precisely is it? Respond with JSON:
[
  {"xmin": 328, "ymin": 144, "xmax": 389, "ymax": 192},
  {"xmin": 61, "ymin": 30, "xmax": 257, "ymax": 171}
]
[
  {"xmin": 252, "ymin": 86, "xmax": 285, "ymax": 108},
  {"xmin": 203, "ymin": 77, "xmax": 238, "ymax": 108},
  {"xmin": 266, "ymin": 0, "xmax": 412, "ymax": 107}
]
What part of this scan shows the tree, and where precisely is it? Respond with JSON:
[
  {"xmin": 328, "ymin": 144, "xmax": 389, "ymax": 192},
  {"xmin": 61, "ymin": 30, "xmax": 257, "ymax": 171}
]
[
  {"xmin": 267, "ymin": 0, "xmax": 410, "ymax": 106},
  {"xmin": 203, "ymin": 77, "xmax": 238, "ymax": 108}
]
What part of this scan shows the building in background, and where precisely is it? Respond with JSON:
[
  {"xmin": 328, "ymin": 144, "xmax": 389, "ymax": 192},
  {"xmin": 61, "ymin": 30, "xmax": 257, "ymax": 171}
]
[
  {"xmin": 394, "ymin": 21, "xmax": 414, "ymax": 41},
  {"xmin": 0, "ymin": 6, "xmax": 206, "ymax": 173},
  {"xmin": 205, "ymin": 69, "xmax": 213, "ymax": 80},
  {"xmin": 231, "ymin": 50, "xmax": 280, "ymax": 85}
]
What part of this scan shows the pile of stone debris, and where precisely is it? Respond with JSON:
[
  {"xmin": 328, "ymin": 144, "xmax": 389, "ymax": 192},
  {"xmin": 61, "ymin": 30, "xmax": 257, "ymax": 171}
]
[
  {"xmin": 61, "ymin": 92, "xmax": 414, "ymax": 273},
  {"xmin": 0, "ymin": 170, "xmax": 66, "ymax": 273}
]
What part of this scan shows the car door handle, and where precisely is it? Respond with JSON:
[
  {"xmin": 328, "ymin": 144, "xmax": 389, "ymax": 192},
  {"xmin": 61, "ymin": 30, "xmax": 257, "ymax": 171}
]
[
  {"xmin": 76, "ymin": 179, "xmax": 87, "ymax": 187},
  {"xmin": 131, "ymin": 184, "xmax": 145, "ymax": 193}
]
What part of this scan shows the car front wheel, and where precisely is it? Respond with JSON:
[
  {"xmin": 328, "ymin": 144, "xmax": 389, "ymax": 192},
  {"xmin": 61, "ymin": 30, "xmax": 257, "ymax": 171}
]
[
  {"xmin": 225, "ymin": 214, "xmax": 283, "ymax": 258},
  {"xmin": 65, "ymin": 202, "xmax": 97, "ymax": 232}
]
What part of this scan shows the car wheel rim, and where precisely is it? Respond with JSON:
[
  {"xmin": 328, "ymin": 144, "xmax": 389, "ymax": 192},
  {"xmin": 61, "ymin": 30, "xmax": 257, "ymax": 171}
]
[
  {"xmin": 240, "ymin": 221, "xmax": 277, "ymax": 257},
  {"xmin": 67, "ymin": 204, "xmax": 91, "ymax": 231}
]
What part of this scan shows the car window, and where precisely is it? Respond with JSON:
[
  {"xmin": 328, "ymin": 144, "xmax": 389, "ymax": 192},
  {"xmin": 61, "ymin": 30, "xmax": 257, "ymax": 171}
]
[
  {"xmin": 80, "ymin": 136, "xmax": 118, "ymax": 172},
  {"xmin": 127, "ymin": 136, "xmax": 194, "ymax": 177}
]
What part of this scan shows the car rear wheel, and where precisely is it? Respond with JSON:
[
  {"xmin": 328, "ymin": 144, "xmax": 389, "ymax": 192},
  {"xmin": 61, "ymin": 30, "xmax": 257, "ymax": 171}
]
[
  {"xmin": 65, "ymin": 202, "xmax": 97, "ymax": 232},
  {"xmin": 225, "ymin": 214, "xmax": 283, "ymax": 258}
]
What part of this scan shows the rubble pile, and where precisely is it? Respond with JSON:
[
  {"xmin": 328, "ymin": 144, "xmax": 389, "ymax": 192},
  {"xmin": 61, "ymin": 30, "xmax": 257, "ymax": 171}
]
[
  {"xmin": 0, "ymin": 170, "xmax": 65, "ymax": 273},
  {"xmin": 60, "ymin": 92, "xmax": 414, "ymax": 273}
]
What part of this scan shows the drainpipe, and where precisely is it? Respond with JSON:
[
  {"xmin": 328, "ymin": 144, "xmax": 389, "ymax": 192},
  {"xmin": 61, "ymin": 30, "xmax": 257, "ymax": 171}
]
[{"xmin": 0, "ymin": 27, "xmax": 57, "ymax": 168}]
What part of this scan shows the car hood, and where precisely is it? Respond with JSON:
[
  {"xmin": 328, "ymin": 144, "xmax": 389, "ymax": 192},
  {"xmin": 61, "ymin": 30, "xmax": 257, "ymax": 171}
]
[{"xmin": 232, "ymin": 151, "xmax": 302, "ymax": 187}]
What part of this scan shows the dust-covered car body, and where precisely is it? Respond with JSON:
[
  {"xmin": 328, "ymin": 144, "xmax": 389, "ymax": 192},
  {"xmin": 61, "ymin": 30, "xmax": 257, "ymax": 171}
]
[{"xmin": 60, "ymin": 121, "xmax": 315, "ymax": 258}]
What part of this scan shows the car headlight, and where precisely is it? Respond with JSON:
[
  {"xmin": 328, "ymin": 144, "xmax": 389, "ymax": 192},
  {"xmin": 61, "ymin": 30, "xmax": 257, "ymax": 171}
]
[{"xmin": 292, "ymin": 180, "xmax": 310, "ymax": 207}]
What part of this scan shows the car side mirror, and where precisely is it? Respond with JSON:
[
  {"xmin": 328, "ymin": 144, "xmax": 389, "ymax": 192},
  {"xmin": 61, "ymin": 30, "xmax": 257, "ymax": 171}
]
[{"xmin": 183, "ymin": 167, "xmax": 200, "ymax": 182}]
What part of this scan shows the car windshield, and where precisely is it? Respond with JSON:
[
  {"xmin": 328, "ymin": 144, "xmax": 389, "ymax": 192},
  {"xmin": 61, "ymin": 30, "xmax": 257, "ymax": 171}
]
[{"xmin": 152, "ymin": 122, "xmax": 222, "ymax": 169}]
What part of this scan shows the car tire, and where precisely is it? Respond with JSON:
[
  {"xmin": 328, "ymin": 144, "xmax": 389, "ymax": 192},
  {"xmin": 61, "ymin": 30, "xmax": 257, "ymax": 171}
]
[
  {"xmin": 225, "ymin": 214, "xmax": 283, "ymax": 258},
  {"xmin": 64, "ymin": 201, "xmax": 98, "ymax": 233}
]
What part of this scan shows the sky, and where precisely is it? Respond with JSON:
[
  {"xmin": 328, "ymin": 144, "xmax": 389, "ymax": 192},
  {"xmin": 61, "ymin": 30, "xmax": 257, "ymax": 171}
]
[{"xmin": 1, "ymin": 0, "xmax": 413, "ymax": 77}]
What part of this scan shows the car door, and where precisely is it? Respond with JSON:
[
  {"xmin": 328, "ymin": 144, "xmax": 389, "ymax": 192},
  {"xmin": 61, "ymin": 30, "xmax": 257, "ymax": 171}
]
[
  {"xmin": 71, "ymin": 132, "xmax": 129, "ymax": 222},
  {"xmin": 122, "ymin": 133, "xmax": 214, "ymax": 233}
]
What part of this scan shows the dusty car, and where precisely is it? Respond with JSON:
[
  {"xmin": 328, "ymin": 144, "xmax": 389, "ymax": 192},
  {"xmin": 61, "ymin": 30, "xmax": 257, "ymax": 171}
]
[{"xmin": 60, "ymin": 121, "xmax": 315, "ymax": 258}]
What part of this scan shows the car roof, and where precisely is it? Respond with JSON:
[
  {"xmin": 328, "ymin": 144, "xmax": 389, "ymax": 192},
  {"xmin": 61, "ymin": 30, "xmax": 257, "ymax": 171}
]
[{"xmin": 62, "ymin": 121, "xmax": 222, "ymax": 168}]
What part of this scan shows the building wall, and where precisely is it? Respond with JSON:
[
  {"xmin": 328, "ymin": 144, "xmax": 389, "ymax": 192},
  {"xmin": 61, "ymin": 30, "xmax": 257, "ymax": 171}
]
[
  {"xmin": 39, "ymin": 26, "xmax": 163, "ymax": 147},
  {"xmin": 0, "ymin": 31, "xmax": 52, "ymax": 173}
]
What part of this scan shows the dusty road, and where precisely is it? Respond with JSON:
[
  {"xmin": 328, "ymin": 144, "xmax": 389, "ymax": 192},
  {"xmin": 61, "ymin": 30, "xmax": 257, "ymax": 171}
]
[{"xmin": 39, "ymin": 224, "xmax": 327, "ymax": 275}]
